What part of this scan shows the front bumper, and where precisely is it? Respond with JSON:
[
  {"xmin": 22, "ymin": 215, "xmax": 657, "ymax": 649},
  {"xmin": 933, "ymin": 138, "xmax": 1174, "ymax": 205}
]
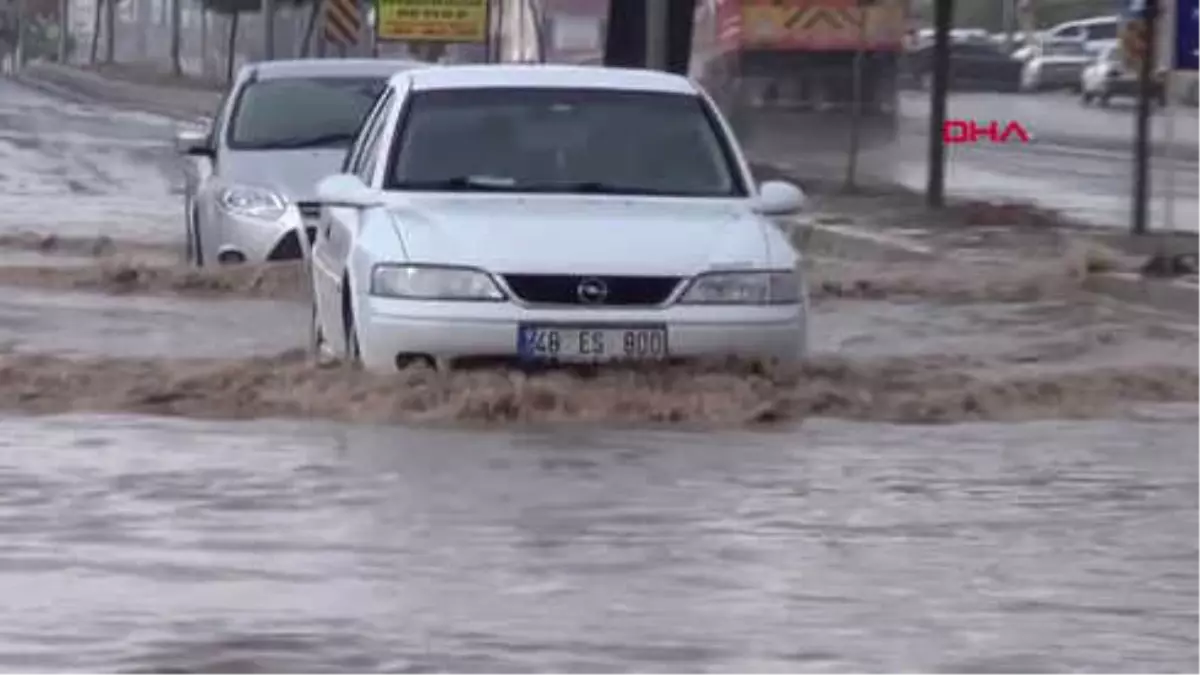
[
  {"xmin": 354, "ymin": 297, "xmax": 808, "ymax": 371},
  {"xmin": 214, "ymin": 206, "xmax": 312, "ymax": 263}
]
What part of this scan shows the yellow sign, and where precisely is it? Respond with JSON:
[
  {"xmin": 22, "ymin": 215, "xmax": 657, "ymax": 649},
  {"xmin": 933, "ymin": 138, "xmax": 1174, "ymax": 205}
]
[
  {"xmin": 376, "ymin": 0, "xmax": 489, "ymax": 43},
  {"xmin": 738, "ymin": 0, "xmax": 907, "ymax": 50}
]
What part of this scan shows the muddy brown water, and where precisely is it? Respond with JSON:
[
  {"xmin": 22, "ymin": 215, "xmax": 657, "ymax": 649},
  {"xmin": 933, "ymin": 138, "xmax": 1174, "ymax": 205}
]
[{"xmin": 0, "ymin": 412, "xmax": 1195, "ymax": 672}]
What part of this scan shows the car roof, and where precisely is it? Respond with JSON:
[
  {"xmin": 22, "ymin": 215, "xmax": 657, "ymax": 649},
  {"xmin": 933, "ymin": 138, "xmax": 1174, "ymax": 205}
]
[
  {"xmin": 395, "ymin": 63, "xmax": 699, "ymax": 95},
  {"xmin": 242, "ymin": 58, "xmax": 429, "ymax": 80}
]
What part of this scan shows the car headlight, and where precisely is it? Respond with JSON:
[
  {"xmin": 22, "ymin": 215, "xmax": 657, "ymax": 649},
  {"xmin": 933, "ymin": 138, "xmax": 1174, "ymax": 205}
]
[
  {"xmin": 219, "ymin": 185, "xmax": 287, "ymax": 220},
  {"xmin": 678, "ymin": 270, "xmax": 803, "ymax": 305},
  {"xmin": 370, "ymin": 264, "xmax": 505, "ymax": 301}
]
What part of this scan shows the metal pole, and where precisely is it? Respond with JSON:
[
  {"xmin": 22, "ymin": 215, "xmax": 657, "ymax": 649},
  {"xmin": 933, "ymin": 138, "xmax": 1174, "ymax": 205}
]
[
  {"xmin": 1162, "ymin": 1, "xmax": 1178, "ymax": 234},
  {"xmin": 57, "ymin": 0, "xmax": 69, "ymax": 62},
  {"xmin": 14, "ymin": 0, "xmax": 26, "ymax": 69},
  {"xmin": 103, "ymin": 0, "xmax": 115, "ymax": 64},
  {"xmin": 845, "ymin": 7, "xmax": 868, "ymax": 190},
  {"xmin": 262, "ymin": 0, "xmax": 276, "ymax": 60},
  {"xmin": 1132, "ymin": 0, "xmax": 1159, "ymax": 235},
  {"xmin": 925, "ymin": 0, "xmax": 952, "ymax": 208},
  {"xmin": 645, "ymin": 0, "xmax": 668, "ymax": 70}
]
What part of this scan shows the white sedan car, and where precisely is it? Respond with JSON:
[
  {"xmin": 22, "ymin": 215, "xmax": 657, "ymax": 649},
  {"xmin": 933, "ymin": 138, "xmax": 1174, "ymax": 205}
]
[{"xmin": 305, "ymin": 64, "xmax": 809, "ymax": 372}]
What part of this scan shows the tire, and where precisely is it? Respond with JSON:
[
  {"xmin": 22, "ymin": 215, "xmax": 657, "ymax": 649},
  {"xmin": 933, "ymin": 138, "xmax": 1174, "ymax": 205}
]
[
  {"xmin": 1081, "ymin": 90, "xmax": 1093, "ymax": 105},
  {"xmin": 1097, "ymin": 93, "xmax": 1110, "ymax": 107}
]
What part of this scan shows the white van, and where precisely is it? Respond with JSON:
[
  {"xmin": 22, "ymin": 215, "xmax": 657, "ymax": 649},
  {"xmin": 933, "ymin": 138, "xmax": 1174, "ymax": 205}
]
[{"xmin": 1044, "ymin": 15, "xmax": 1121, "ymax": 54}]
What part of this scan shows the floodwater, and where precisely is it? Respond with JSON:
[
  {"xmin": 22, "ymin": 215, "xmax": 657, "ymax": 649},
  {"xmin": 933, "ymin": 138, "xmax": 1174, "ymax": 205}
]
[{"xmin": 0, "ymin": 76, "xmax": 1196, "ymax": 672}]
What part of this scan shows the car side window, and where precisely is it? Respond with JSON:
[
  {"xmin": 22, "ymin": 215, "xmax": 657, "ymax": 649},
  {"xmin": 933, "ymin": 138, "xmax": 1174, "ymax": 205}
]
[
  {"xmin": 1055, "ymin": 25, "xmax": 1083, "ymax": 40},
  {"xmin": 342, "ymin": 89, "xmax": 393, "ymax": 173},
  {"xmin": 1087, "ymin": 22, "xmax": 1117, "ymax": 41},
  {"xmin": 355, "ymin": 92, "xmax": 396, "ymax": 186}
]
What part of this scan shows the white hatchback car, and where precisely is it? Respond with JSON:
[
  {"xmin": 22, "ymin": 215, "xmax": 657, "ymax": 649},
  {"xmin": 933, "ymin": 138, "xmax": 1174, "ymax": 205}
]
[{"xmin": 305, "ymin": 64, "xmax": 809, "ymax": 372}]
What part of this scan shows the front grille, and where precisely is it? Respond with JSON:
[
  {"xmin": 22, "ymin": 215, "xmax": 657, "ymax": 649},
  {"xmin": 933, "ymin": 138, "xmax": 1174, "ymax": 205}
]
[{"xmin": 502, "ymin": 274, "xmax": 682, "ymax": 306}]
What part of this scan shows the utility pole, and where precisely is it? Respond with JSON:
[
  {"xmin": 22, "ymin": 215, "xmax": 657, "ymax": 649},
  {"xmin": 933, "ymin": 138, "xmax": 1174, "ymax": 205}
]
[
  {"xmin": 845, "ymin": 0, "xmax": 873, "ymax": 191},
  {"xmin": 57, "ymin": 0, "xmax": 69, "ymax": 62},
  {"xmin": 170, "ymin": 0, "xmax": 182, "ymax": 74},
  {"xmin": 645, "ymin": 0, "xmax": 668, "ymax": 70},
  {"xmin": 1132, "ymin": 0, "xmax": 1159, "ymax": 235},
  {"xmin": 262, "ymin": 0, "xmax": 276, "ymax": 60},
  {"xmin": 14, "ymin": 0, "xmax": 25, "ymax": 68},
  {"xmin": 103, "ymin": 0, "xmax": 115, "ymax": 64},
  {"xmin": 925, "ymin": 0, "xmax": 953, "ymax": 208}
]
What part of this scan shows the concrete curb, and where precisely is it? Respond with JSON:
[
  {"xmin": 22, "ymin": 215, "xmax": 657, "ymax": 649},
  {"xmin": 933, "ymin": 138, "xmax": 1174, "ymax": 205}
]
[
  {"xmin": 8, "ymin": 62, "xmax": 221, "ymax": 122},
  {"xmin": 787, "ymin": 218, "xmax": 1198, "ymax": 316}
]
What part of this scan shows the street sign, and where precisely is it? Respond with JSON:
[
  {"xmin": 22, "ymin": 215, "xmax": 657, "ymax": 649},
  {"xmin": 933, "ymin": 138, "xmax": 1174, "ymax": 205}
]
[
  {"xmin": 1176, "ymin": 0, "xmax": 1198, "ymax": 69},
  {"xmin": 376, "ymin": 0, "xmax": 489, "ymax": 43}
]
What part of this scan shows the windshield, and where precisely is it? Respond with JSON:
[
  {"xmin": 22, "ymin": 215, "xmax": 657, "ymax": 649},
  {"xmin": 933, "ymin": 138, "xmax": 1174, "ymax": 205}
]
[
  {"xmin": 385, "ymin": 87, "xmax": 746, "ymax": 197},
  {"xmin": 226, "ymin": 77, "xmax": 386, "ymax": 150},
  {"xmin": 1043, "ymin": 40, "xmax": 1087, "ymax": 56}
]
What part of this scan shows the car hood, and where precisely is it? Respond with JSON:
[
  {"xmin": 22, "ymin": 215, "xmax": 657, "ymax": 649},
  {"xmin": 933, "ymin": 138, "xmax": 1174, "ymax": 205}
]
[
  {"xmin": 219, "ymin": 149, "xmax": 347, "ymax": 202},
  {"xmin": 386, "ymin": 195, "xmax": 777, "ymax": 276}
]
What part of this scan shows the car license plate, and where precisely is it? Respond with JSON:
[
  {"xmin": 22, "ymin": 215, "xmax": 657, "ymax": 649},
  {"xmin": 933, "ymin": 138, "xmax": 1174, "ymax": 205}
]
[{"xmin": 517, "ymin": 324, "xmax": 668, "ymax": 362}]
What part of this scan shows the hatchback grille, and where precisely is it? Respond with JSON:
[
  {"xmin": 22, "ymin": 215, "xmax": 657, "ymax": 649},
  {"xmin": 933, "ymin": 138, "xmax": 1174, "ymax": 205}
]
[{"xmin": 502, "ymin": 274, "xmax": 682, "ymax": 306}]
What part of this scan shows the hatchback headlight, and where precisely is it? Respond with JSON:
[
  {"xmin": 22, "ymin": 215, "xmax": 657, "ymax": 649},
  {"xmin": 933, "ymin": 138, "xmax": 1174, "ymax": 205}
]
[
  {"xmin": 219, "ymin": 185, "xmax": 286, "ymax": 220},
  {"xmin": 679, "ymin": 270, "xmax": 803, "ymax": 305},
  {"xmin": 370, "ymin": 264, "xmax": 505, "ymax": 301}
]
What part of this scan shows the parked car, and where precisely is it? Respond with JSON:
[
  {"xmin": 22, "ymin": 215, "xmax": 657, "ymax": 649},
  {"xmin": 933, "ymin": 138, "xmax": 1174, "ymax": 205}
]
[
  {"xmin": 305, "ymin": 64, "xmax": 810, "ymax": 372},
  {"xmin": 1080, "ymin": 42, "xmax": 1166, "ymax": 107},
  {"xmin": 174, "ymin": 58, "xmax": 426, "ymax": 266},
  {"xmin": 1020, "ymin": 38, "xmax": 1092, "ymax": 91},
  {"xmin": 905, "ymin": 40, "xmax": 1024, "ymax": 92},
  {"xmin": 1044, "ymin": 15, "xmax": 1120, "ymax": 55}
]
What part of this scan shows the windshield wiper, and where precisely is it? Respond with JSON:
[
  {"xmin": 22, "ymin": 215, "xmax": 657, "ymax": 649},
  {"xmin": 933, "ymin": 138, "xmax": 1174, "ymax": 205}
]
[
  {"xmin": 391, "ymin": 176, "xmax": 522, "ymax": 191},
  {"xmin": 526, "ymin": 182, "xmax": 685, "ymax": 196},
  {"xmin": 253, "ymin": 132, "xmax": 358, "ymax": 149}
]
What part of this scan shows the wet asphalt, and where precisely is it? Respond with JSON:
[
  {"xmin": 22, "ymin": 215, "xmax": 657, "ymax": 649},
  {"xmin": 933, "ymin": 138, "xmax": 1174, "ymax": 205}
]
[{"xmin": 0, "ymin": 76, "xmax": 1196, "ymax": 672}]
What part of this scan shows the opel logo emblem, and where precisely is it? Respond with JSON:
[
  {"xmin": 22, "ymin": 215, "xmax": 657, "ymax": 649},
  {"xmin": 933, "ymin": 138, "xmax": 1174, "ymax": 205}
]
[{"xmin": 577, "ymin": 277, "xmax": 608, "ymax": 304}]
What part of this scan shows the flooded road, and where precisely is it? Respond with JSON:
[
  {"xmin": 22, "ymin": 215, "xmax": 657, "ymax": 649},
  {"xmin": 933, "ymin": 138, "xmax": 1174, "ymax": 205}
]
[
  {"xmin": 0, "ymin": 413, "xmax": 1196, "ymax": 672},
  {"xmin": 0, "ymin": 76, "xmax": 1196, "ymax": 671}
]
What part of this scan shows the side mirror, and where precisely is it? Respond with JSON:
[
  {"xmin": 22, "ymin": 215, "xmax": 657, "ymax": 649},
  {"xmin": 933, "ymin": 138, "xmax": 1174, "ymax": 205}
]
[
  {"xmin": 175, "ymin": 129, "xmax": 214, "ymax": 157},
  {"xmin": 753, "ymin": 180, "xmax": 806, "ymax": 216},
  {"xmin": 315, "ymin": 173, "xmax": 383, "ymax": 208}
]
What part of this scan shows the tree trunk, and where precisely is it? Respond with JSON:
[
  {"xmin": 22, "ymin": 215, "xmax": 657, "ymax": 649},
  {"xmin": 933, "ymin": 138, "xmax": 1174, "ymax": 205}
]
[
  {"xmin": 89, "ymin": 0, "xmax": 101, "ymax": 64},
  {"xmin": 225, "ymin": 11, "xmax": 239, "ymax": 84},
  {"xmin": 299, "ymin": 0, "xmax": 319, "ymax": 57},
  {"xmin": 102, "ymin": 0, "xmax": 114, "ymax": 64},
  {"xmin": 169, "ymin": 0, "xmax": 182, "ymax": 76}
]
